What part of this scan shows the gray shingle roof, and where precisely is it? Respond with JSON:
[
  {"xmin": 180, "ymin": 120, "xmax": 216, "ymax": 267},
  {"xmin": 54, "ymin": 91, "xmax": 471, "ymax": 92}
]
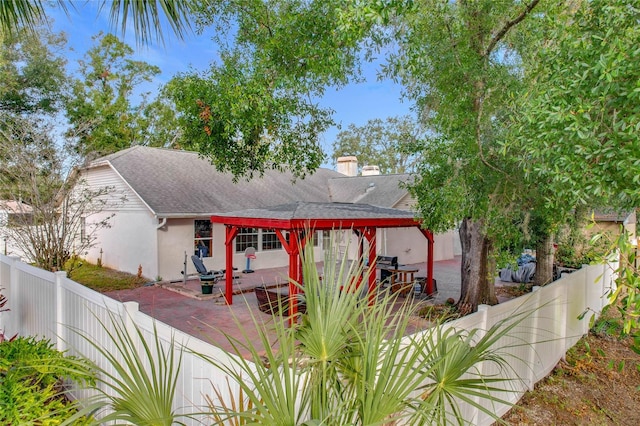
[
  {"xmin": 218, "ymin": 201, "xmax": 416, "ymax": 221},
  {"xmin": 328, "ymin": 174, "xmax": 412, "ymax": 207},
  {"xmin": 88, "ymin": 146, "xmax": 415, "ymax": 217},
  {"xmin": 89, "ymin": 146, "xmax": 344, "ymax": 216}
]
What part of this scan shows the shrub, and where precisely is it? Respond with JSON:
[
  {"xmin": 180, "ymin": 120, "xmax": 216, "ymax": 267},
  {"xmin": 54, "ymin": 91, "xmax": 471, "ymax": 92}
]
[{"xmin": 0, "ymin": 336, "xmax": 94, "ymax": 424}]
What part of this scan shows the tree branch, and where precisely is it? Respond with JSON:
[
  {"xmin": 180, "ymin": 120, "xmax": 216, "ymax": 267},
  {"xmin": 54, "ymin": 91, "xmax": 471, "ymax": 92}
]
[{"xmin": 484, "ymin": 0, "xmax": 541, "ymax": 57}]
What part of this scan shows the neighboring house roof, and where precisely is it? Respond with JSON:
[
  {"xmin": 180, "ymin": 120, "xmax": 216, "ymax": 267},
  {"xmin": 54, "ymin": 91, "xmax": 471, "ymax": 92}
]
[
  {"xmin": 86, "ymin": 146, "xmax": 350, "ymax": 217},
  {"xmin": 593, "ymin": 209, "xmax": 635, "ymax": 224},
  {"xmin": 0, "ymin": 200, "xmax": 33, "ymax": 214},
  {"xmin": 327, "ymin": 174, "xmax": 412, "ymax": 207}
]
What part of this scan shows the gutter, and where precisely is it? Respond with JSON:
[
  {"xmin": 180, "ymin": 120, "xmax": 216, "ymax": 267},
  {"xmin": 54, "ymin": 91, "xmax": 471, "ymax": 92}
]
[{"xmin": 156, "ymin": 217, "xmax": 167, "ymax": 229}]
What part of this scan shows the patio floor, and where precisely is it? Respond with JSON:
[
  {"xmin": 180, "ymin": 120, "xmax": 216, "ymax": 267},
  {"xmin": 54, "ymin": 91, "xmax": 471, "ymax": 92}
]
[{"xmin": 104, "ymin": 257, "xmax": 465, "ymax": 357}]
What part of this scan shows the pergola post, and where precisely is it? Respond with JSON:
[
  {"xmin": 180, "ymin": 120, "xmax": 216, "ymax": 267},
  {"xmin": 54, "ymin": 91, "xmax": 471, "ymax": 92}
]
[
  {"xmin": 419, "ymin": 228, "xmax": 435, "ymax": 296},
  {"xmin": 224, "ymin": 225, "xmax": 239, "ymax": 305},
  {"xmin": 276, "ymin": 229, "xmax": 302, "ymax": 326},
  {"xmin": 362, "ymin": 228, "xmax": 377, "ymax": 305}
]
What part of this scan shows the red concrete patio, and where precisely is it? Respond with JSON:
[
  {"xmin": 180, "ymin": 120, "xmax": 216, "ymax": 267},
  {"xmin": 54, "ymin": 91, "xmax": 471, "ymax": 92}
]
[{"xmin": 105, "ymin": 257, "xmax": 464, "ymax": 357}]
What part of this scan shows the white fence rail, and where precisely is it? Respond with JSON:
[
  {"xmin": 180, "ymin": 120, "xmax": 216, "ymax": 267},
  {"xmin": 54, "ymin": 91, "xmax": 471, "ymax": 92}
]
[{"xmin": 0, "ymin": 254, "xmax": 615, "ymax": 425}]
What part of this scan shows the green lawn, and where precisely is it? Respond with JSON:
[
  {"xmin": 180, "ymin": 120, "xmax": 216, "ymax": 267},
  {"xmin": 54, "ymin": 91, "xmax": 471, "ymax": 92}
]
[{"xmin": 65, "ymin": 259, "xmax": 151, "ymax": 292}]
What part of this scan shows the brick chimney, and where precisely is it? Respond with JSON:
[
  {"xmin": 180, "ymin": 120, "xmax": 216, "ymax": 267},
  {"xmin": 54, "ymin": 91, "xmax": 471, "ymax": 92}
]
[{"xmin": 336, "ymin": 156, "xmax": 358, "ymax": 177}]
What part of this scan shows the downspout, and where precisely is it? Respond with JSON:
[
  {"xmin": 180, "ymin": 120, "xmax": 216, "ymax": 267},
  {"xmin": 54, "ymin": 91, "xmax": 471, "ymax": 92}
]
[{"xmin": 156, "ymin": 217, "xmax": 167, "ymax": 229}]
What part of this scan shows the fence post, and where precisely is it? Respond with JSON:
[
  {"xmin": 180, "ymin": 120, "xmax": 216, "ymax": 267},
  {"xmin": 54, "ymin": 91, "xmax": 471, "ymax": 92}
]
[
  {"xmin": 526, "ymin": 287, "xmax": 542, "ymax": 390},
  {"xmin": 473, "ymin": 304, "xmax": 490, "ymax": 425},
  {"xmin": 54, "ymin": 271, "xmax": 67, "ymax": 352},
  {"xmin": 8, "ymin": 256, "xmax": 21, "ymax": 337}
]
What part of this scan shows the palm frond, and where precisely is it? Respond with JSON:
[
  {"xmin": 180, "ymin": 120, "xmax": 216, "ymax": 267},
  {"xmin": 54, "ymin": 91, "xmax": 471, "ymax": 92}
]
[
  {"xmin": 64, "ymin": 310, "xmax": 185, "ymax": 426},
  {"xmin": 194, "ymin": 234, "xmax": 529, "ymax": 425},
  {"xmin": 0, "ymin": 0, "xmax": 46, "ymax": 36},
  {"xmin": 101, "ymin": 0, "xmax": 192, "ymax": 46}
]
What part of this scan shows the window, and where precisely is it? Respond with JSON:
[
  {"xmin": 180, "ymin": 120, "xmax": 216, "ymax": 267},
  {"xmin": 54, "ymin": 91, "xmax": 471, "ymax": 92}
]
[
  {"xmin": 262, "ymin": 229, "xmax": 283, "ymax": 251},
  {"xmin": 194, "ymin": 220, "xmax": 212, "ymax": 258},
  {"xmin": 236, "ymin": 227, "xmax": 258, "ymax": 252},
  {"xmin": 322, "ymin": 230, "xmax": 331, "ymax": 249},
  {"xmin": 311, "ymin": 230, "xmax": 319, "ymax": 247}
]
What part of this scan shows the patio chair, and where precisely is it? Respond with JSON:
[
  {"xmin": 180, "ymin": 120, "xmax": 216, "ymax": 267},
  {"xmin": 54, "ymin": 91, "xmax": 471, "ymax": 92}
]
[
  {"xmin": 191, "ymin": 255, "xmax": 241, "ymax": 284},
  {"xmin": 191, "ymin": 255, "xmax": 223, "ymax": 283}
]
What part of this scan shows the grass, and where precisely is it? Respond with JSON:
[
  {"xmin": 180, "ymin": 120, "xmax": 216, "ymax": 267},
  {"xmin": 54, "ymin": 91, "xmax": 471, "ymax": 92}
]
[{"xmin": 64, "ymin": 258, "xmax": 151, "ymax": 292}]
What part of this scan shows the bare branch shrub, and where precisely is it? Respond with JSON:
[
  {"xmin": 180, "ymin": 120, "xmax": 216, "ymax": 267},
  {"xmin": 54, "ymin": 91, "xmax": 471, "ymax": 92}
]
[{"xmin": 0, "ymin": 115, "xmax": 117, "ymax": 270}]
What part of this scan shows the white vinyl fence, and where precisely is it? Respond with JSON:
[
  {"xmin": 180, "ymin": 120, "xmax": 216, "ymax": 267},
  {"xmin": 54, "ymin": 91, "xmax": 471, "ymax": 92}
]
[
  {"xmin": 0, "ymin": 254, "xmax": 615, "ymax": 425},
  {"xmin": 0, "ymin": 254, "xmax": 240, "ymax": 425}
]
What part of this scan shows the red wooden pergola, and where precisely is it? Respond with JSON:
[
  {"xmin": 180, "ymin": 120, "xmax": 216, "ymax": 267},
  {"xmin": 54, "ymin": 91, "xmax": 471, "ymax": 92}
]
[{"xmin": 210, "ymin": 202, "xmax": 434, "ymax": 313}]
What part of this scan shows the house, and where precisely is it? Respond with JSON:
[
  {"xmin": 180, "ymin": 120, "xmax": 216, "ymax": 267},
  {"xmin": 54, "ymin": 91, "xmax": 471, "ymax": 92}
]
[
  {"xmin": 0, "ymin": 199, "xmax": 33, "ymax": 227},
  {"xmin": 79, "ymin": 146, "xmax": 455, "ymax": 281},
  {"xmin": 0, "ymin": 200, "xmax": 33, "ymax": 257},
  {"xmin": 592, "ymin": 209, "xmax": 636, "ymax": 236}
]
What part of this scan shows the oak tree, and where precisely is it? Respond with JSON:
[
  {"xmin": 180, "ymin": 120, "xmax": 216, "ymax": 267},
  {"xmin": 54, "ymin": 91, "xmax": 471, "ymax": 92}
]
[
  {"xmin": 331, "ymin": 115, "xmax": 423, "ymax": 174},
  {"xmin": 64, "ymin": 33, "xmax": 166, "ymax": 160}
]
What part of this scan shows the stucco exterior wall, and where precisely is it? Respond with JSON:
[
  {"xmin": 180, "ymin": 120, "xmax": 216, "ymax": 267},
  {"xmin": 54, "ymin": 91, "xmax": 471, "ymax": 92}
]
[
  {"xmin": 157, "ymin": 218, "xmax": 200, "ymax": 281},
  {"xmin": 87, "ymin": 210, "xmax": 159, "ymax": 278},
  {"xmin": 380, "ymin": 228, "xmax": 455, "ymax": 264},
  {"xmin": 337, "ymin": 227, "xmax": 456, "ymax": 266},
  {"xmin": 160, "ymin": 220, "xmax": 327, "ymax": 281}
]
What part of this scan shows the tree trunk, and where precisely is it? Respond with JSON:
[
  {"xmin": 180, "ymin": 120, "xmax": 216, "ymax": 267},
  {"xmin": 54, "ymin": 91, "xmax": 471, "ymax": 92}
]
[
  {"xmin": 534, "ymin": 233, "xmax": 554, "ymax": 286},
  {"xmin": 457, "ymin": 217, "xmax": 498, "ymax": 314}
]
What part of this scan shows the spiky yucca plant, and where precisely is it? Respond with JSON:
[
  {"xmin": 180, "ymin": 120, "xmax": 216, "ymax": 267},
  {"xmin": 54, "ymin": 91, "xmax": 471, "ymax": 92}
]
[{"xmin": 200, "ymin": 240, "xmax": 525, "ymax": 425}]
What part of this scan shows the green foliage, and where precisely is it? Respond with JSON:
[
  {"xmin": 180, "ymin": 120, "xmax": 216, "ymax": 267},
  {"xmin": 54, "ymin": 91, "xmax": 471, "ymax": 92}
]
[
  {"xmin": 64, "ymin": 32, "xmax": 166, "ymax": 160},
  {"xmin": 198, "ymin": 242, "xmax": 526, "ymax": 425},
  {"xmin": 394, "ymin": 0, "xmax": 543, "ymax": 233},
  {"xmin": 591, "ymin": 305, "xmax": 624, "ymax": 339},
  {"xmin": 495, "ymin": 249, "xmax": 519, "ymax": 271},
  {"xmin": 516, "ymin": 0, "xmax": 640, "ymax": 212},
  {"xmin": 0, "ymin": 1, "xmax": 190, "ymax": 47},
  {"xmin": 0, "ymin": 336, "xmax": 94, "ymax": 425},
  {"xmin": 165, "ymin": 55, "xmax": 330, "ymax": 180},
  {"xmin": 0, "ymin": 288, "xmax": 16, "ymax": 343},
  {"xmin": 0, "ymin": 24, "xmax": 68, "ymax": 115},
  {"xmin": 102, "ymin": 0, "xmax": 193, "ymax": 46},
  {"xmin": 0, "ymin": 0, "xmax": 49, "ymax": 37},
  {"xmin": 167, "ymin": 0, "xmax": 381, "ymax": 179},
  {"xmin": 331, "ymin": 115, "xmax": 424, "ymax": 174},
  {"xmin": 416, "ymin": 303, "xmax": 460, "ymax": 323},
  {"xmin": 593, "ymin": 228, "xmax": 640, "ymax": 354},
  {"xmin": 556, "ymin": 230, "xmax": 610, "ymax": 269}
]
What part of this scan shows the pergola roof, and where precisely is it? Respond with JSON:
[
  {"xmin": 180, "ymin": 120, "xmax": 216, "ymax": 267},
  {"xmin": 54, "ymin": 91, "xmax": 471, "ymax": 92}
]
[{"xmin": 209, "ymin": 201, "xmax": 420, "ymax": 229}]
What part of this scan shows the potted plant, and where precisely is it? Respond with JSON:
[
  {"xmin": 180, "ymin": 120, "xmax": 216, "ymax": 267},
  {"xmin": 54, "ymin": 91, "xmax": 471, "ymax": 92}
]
[{"xmin": 201, "ymin": 281, "xmax": 214, "ymax": 294}]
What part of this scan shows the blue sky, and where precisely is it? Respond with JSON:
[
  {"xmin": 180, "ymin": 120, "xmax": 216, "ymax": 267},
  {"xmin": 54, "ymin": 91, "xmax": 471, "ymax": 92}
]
[{"xmin": 47, "ymin": 3, "xmax": 412, "ymax": 168}]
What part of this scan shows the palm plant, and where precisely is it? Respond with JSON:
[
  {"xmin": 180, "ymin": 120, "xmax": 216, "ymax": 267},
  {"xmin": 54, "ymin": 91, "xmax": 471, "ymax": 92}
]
[
  {"xmin": 63, "ymin": 311, "xmax": 186, "ymax": 426},
  {"xmin": 0, "ymin": 1, "xmax": 191, "ymax": 46},
  {"xmin": 199, "ymin": 240, "xmax": 525, "ymax": 425}
]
